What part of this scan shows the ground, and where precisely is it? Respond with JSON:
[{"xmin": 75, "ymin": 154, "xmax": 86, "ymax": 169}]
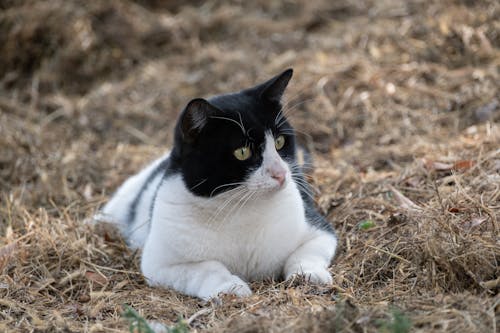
[{"xmin": 0, "ymin": 0, "xmax": 498, "ymax": 332}]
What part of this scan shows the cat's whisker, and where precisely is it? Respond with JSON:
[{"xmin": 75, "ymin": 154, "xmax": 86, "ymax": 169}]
[
  {"xmin": 125, "ymin": 219, "xmax": 150, "ymax": 239},
  {"xmin": 291, "ymin": 168, "xmax": 315, "ymax": 176},
  {"xmin": 278, "ymin": 129, "xmax": 296, "ymax": 136},
  {"xmin": 292, "ymin": 176, "xmax": 316, "ymax": 192},
  {"xmin": 236, "ymin": 112, "xmax": 245, "ymax": 135},
  {"xmin": 290, "ymin": 164, "xmax": 315, "ymax": 171},
  {"xmin": 291, "ymin": 173, "xmax": 319, "ymax": 190},
  {"xmin": 210, "ymin": 181, "xmax": 246, "ymax": 197},
  {"xmin": 278, "ymin": 97, "xmax": 315, "ymax": 124},
  {"xmin": 208, "ymin": 187, "xmax": 247, "ymax": 225},
  {"xmin": 233, "ymin": 189, "xmax": 258, "ymax": 219},
  {"xmin": 281, "ymin": 83, "xmax": 316, "ymax": 110},
  {"xmin": 294, "ymin": 182, "xmax": 317, "ymax": 202},
  {"xmin": 289, "ymin": 163, "xmax": 316, "ymax": 174},
  {"xmin": 285, "ymin": 128, "xmax": 314, "ymax": 142},
  {"xmin": 274, "ymin": 109, "xmax": 286, "ymax": 127},
  {"xmin": 218, "ymin": 189, "xmax": 254, "ymax": 226},
  {"xmin": 190, "ymin": 178, "xmax": 208, "ymax": 191},
  {"xmin": 292, "ymin": 174, "xmax": 317, "ymax": 186},
  {"xmin": 284, "ymin": 97, "xmax": 314, "ymax": 111},
  {"xmin": 291, "ymin": 175, "xmax": 319, "ymax": 196},
  {"xmin": 210, "ymin": 115, "xmax": 246, "ymax": 135}
]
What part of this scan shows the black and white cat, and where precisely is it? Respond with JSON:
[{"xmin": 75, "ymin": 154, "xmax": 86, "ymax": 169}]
[{"xmin": 96, "ymin": 69, "xmax": 337, "ymax": 300}]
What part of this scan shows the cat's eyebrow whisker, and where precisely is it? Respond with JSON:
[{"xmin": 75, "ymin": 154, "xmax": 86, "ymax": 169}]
[
  {"xmin": 210, "ymin": 115, "xmax": 246, "ymax": 135},
  {"xmin": 278, "ymin": 129, "xmax": 296, "ymax": 136},
  {"xmin": 286, "ymin": 128, "xmax": 313, "ymax": 141},
  {"xmin": 274, "ymin": 109, "xmax": 285, "ymax": 126},
  {"xmin": 281, "ymin": 83, "xmax": 315, "ymax": 110},
  {"xmin": 278, "ymin": 97, "xmax": 315, "ymax": 123},
  {"xmin": 276, "ymin": 96, "xmax": 311, "ymax": 127},
  {"xmin": 237, "ymin": 112, "xmax": 246, "ymax": 135}
]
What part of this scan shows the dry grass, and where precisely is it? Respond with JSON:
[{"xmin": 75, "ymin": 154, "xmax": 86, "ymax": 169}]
[{"xmin": 0, "ymin": 0, "xmax": 499, "ymax": 332}]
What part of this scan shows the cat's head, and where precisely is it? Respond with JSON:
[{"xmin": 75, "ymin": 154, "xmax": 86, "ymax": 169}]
[{"xmin": 172, "ymin": 69, "xmax": 297, "ymax": 197}]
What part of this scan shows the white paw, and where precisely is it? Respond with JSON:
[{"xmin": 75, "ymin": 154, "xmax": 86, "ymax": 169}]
[
  {"xmin": 201, "ymin": 275, "xmax": 252, "ymax": 300},
  {"xmin": 287, "ymin": 268, "xmax": 333, "ymax": 285}
]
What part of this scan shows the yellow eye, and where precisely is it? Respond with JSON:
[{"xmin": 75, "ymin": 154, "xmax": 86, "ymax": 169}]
[
  {"xmin": 233, "ymin": 147, "xmax": 252, "ymax": 161},
  {"xmin": 275, "ymin": 135, "xmax": 285, "ymax": 150}
]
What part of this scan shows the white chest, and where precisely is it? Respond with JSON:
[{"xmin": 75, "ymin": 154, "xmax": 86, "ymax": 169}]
[{"xmin": 149, "ymin": 176, "xmax": 310, "ymax": 280}]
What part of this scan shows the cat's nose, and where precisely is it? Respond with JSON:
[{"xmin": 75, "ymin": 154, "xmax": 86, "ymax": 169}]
[{"xmin": 269, "ymin": 168, "xmax": 286, "ymax": 186}]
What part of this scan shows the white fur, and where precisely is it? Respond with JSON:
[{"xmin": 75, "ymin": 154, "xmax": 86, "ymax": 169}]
[
  {"xmin": 98, "ymin": 134, "xmax": 337, "ymax": 300},
  {"xmin": 96, "ymin": 153, "xmax": 169, "ymax": 248}
]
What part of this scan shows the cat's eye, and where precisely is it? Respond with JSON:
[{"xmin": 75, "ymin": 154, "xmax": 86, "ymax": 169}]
[
  {"xmin": 275, "ymin": 135, "xmax": 285, "ymax": 150},
  {"xmin": 233, "ymin": 147, "xmax": 252, "ymax": 161}
]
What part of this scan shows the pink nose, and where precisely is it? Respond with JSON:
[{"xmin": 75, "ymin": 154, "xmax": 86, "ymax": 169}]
[{"xmin": 269, "ymin": 169, "xmax": 286, "ymax": 186}]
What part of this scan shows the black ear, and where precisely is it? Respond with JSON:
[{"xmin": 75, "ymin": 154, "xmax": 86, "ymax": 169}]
[
  {"xmin": 180, "ymin": 98, "xmax": 218, "ymax": 142},
  {"xmin": 259, "ymin": 68, "xmax": 293, "ymax": 103}
]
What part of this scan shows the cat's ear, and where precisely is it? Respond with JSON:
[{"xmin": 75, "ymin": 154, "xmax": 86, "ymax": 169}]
[
  {"xmin": 180, "ymin": 98, "xmax": 217, "ymax": 142},
  {"xmin": 258, "ymin": 68, "xmax": 293, "ymax": 103}
]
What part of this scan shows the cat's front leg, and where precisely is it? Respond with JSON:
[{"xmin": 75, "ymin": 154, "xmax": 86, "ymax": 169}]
[
  {"xmin": 284, "ymin": 231, "xmax": 337, "ymax": 284},
  {"xmin": 142, "ymin": 259, "xmax": 252, "ymax": 300}
]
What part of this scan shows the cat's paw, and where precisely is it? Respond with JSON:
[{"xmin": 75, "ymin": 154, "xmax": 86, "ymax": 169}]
[
  {"xmin": 201, "ymin": 275, "xmax": 252, "ymax": 300},
  {"xmin": 287, "ymin": 268, "xmax": 333, "ymax": 285}
]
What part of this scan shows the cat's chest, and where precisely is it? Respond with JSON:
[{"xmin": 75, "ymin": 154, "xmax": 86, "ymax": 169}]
[
  {"xmin": 154, "ymin": 179, "xmax": 310, "ymax": 280},
  {"xmin": 193, "ymin": 186, "xmax": 308, "ymax": 279},
  {"xmin": 153, "ymin": 176, "xmax": 310, "ymax": 279}
]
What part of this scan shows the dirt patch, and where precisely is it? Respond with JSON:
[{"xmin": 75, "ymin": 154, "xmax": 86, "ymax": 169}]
[{"xmin": 0, "ymin": 0, "xmax": 498, "ymax": 332}]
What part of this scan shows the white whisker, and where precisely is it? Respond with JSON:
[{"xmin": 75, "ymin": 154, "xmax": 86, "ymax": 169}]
[
  {"xmin": 207, "ymin": 187, "xmax": 247, "ymax": 225},
  {"xmin": 210, "ymin": 181, "xmax": 246, "ymax": 197},
  {"xmin": 210, "ymin": 115, "xmax": 246, "ymax": 134},
  {"xmin": 190, "ymin": 178, "xmax": 208, "ymax": 190}
]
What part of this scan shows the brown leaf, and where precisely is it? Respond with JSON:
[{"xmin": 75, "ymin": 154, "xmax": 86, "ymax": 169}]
[
  {"xmin": 85, "ymin": 271, "xmax": 108, "ymax": 286},
  {"xmin": 422, "ymin": 158, "xmax": 475, "ymax": 172},
  {"xmin": 452, "ymin": 160, "xmax": 475, "ymax": 171},
  {"xmin": 448, "ymin": 206, "xmax": 467, "ymax": 213}
]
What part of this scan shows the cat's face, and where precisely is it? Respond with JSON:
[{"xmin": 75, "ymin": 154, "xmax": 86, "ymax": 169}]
[{"xmin": 172, "ymin": 69, "xmax": 297, "ymax": 197}]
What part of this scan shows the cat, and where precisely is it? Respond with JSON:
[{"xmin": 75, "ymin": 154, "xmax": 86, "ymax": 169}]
[{"xmin": 95, "ymin": 69, "xmax": 338, "ymax": 300}]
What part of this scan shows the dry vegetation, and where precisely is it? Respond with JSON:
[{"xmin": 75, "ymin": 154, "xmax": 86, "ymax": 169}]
[{"xmin": 0, "ymin": 0, "xmax": 499, "ymax": 332}]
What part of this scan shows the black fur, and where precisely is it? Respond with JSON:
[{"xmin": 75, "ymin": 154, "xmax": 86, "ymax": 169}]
[
  {"xmin": 169, "ymin": 69, "xmax": 296, "ymax": 197},
  {"xmin": 127, "ymin": 158, "xmax": 169, "ymax": 224}
]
